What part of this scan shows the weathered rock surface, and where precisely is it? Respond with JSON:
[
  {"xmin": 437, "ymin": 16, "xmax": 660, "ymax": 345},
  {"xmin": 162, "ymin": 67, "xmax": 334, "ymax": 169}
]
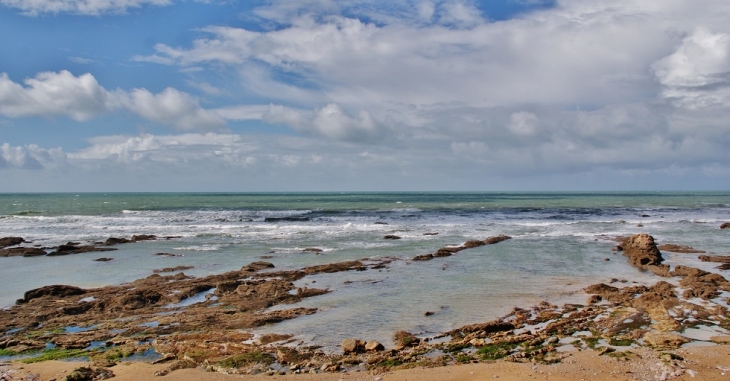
[
  {"xmin": 341, "ymin": 338, "xmax": 364, "ymax": 354},
  {"xmin": 619, "ymin": 234, "xmax": 663, "ymax": 270},
  {"xmin": 0, "ymin": 236, "xmax": 25, "ymax": 248},
  {"xmin": 0, "ymin": 247, "xmax": 47, "ymax": 257},
  {"xmin": 720, "ymin": 222, "xmax": 730, "ymax": 229},
  {"xmin": 47, "ymin": 243, "xmax": 117, "ymax": 256},
  {"xmin": 484, "ymin": 235, "xmax": 511, "ymax": 245},
  {"xmin": 657, "ymin": 244, "xmax": 705, "ymax": 253},
  {"xmin": 642, "ymin": 331, "xmax": 689, "ymax": 350},
  {"xmin": 21, "ymin": 285, "xmax": 86, "ymax": 303},
  {"xmin": 698, "ymin": 255, "xmax": 730, "ymax": 263},
  {"xmin": 153, "ymin": 265, "xmax": 194, "ymax": 273},
  {"xmin": 364, "ymin": 341, "xmax": 384, "ymax": 351},
  {"xmin": 66, "ymin": 366, "xmax": 114, "ymax": 381},
  {"xmin": 393, "ymin": 331, "xmax": 420, "ymax": 349},
  {"xmin": 241, "ymin": 261, "xmax": 275, "ymax": 272}
]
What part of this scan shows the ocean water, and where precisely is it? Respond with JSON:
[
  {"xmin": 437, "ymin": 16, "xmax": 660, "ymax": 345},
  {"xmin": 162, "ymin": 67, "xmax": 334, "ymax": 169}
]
[{"xmin": 1, "ymin": 192, "xmax": 729, "ymax": 350}]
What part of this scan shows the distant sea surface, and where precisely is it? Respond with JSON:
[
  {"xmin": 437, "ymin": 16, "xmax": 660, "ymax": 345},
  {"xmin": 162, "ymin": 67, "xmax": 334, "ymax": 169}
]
[{"xmin": 1, "ymin": 192, "xmax": 729, "ymax": 350}]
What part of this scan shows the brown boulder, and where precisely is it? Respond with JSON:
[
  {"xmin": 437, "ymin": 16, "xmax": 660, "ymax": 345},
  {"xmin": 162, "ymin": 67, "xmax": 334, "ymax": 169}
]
[
  {"xmin": 341, "ymin": 338, "xmax": 364, "ymax": 354},
  {"xmin": 484, "ymin": 235, "xmax": 511, "ymax": 245},
  {"xmin": 103, "ymin": 237, "xmax": 131, "ymax": 246},
  {"xmin": 22, "ymin": 285, "xmax": 86, "ymax": 303},
  {"xmin": 0, "ymin": 247, "xmax": 46, "ymax": 257},
  {"xmin": 0, "ymin": 236, "xmax": 25, "ymax": 248},
  {"xmin": 720, "ymin": 222, "xmax": 730, "ymax": 229},
  {"xmin": 620, "ymin": 234, "xmax": 663, "ymax": 269},
  {"xmin": 698, "ymin": 255, "xmax": 730, "ymax": 263},
  {"xmin": 393, "ymin": 331, "xmax": 420, "ymax": 349},
  {"xmin": 462, "ymin": 240, "xmax": 485, "ymax": 249},
  {"xmin": 117, "ymin": 290, "xmax": 164, "ymax": 310},
  {"xmin": 47, "ymin": 244, "xmax": 117, "ymax": 256},
  {"xmin": 412, "ymin": 254, "xmax": 434, "ymax": 261},
  {"xmin": 241, "ymin": 261, "xmax": 275, "ymax": 272},
  {"xmin": 642, "ymin": 331, "xmax": 689, "ymax": 350},
  {"xmin": 132, "ymin": 234, "xmax": 157, "ymax": 241},
  {"xmin": 365, "ymin": 341, "xmax": 384, "ymax": 351},
  {"xmin": 657, "ymin": 244, "xmax": 705, "ymax": 254}
]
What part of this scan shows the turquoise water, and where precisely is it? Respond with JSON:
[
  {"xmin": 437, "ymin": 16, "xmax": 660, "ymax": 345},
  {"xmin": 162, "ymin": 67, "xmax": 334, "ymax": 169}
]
[{"xmin": 1, "ymin": 192, "xmax": 729, "ymax": 350}]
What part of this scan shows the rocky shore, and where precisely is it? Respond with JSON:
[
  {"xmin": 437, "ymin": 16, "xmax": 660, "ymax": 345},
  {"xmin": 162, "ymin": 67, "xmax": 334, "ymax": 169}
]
[{"xmin": 2, "ymin": 227, "xmax": 730, "ymax": 380}]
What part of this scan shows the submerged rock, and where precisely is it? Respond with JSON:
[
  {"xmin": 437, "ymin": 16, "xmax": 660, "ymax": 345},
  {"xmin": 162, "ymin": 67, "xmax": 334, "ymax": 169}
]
[{"xmin": 47, "ymin": 243, "xmax": 117, "ymax": 256}]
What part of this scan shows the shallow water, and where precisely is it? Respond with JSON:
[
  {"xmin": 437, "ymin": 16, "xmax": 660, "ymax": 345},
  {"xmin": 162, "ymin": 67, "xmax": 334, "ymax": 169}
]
[{"xmin": 1, "ymin": 192, "xmax": 729, "ymax": 351}]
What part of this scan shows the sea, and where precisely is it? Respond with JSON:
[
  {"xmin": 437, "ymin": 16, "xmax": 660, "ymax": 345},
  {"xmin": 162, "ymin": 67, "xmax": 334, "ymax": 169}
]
[{"xmin": 1, "ymin": 192, "xmax": 729, "ymax": 350}]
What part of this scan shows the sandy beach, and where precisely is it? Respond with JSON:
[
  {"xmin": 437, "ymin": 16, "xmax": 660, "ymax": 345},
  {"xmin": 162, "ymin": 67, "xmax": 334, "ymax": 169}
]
[{"xmin": 4, "ymin": 345, "xmax": 730, "ymax": 381}]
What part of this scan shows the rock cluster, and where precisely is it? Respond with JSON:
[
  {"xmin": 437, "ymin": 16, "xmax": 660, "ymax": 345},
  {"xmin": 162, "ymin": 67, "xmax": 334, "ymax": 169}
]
[{"xmin": 413, "ymin": 235, "xmax": 511, "ymax": 261}]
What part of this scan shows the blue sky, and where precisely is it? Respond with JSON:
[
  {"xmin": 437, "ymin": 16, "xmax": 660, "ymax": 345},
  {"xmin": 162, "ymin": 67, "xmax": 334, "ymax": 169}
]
[{"xmin": 1, "ymin": 0, "xmax": 729, "ymax": 191}]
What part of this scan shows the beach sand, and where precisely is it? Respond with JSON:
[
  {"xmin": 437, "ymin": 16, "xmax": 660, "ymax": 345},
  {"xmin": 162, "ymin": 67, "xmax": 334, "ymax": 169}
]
[{"xmin": 5, "ymin": 345, "xmax": 730, "ymax": 380}]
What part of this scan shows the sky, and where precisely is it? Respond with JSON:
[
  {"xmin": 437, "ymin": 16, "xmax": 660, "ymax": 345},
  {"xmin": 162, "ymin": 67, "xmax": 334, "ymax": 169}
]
[{"xmin": 1, "ymin": 0, "xmax": 730, "ymax": 192}]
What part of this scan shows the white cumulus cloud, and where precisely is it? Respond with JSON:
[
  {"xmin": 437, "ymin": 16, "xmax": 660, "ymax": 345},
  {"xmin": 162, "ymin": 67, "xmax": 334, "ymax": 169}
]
[
  {"xmin": 0, "ymin": 0, "xmax": 172, "ymax": 15},
  {"xmin": 0, "ymin": 71, "xmax": 224, "ymax": 130},
  {"xmin": 653, "ymin": 27, "xmax": 730, "ymax": 109}
]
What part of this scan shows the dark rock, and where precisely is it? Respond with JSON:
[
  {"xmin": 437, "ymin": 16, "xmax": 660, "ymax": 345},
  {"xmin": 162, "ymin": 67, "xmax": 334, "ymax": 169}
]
[
  {"xmin": 462, "ymin": 240, "xmax": 485, "ymax": 249},
  {"xmin": 484, "ymin": 235, "xmax": 511, "ymax": 245},
  {"xmin": 153, "ymin": 265, "xmax": 194, "ymax": 273},
  {"xmin": 155, "ymin": 252, "xmax": 182, "ymax": 257},
  {"xmin": 132, "ymin": 234, "xmax": 156, "ymax": 241},
  {"xmin": 720, "ymin": 222, "xmax": 730, "ymax": 229},
  {"xmin": 241, "ymin": 261, "xmax": 275, "ymax": 272},
  {"xmin": 93, "ymin": 257, "xmax": 114, "ymax": 262},
  {"xmin": 412, "ymin": 254, "xmax": 434, "ymax": 261},
  {"xmin": 22, "ymin": 285, "xmax": 86, "ymax": 303},
  {"xmin": 657, "ymin": 244, "xmax": 705, "ymax": 254},
  {"xmin": 449, "ymin": 320, "xmax": 515, "ymax": 335},
  {"xmin": 117, "ymin": 290, "xmax": 164, "ymax": 310},
  {"xmin": 47, "ymin": 244, "xmax": 117, "ymax": 256},
  {"xmin": 302, "ymin": 248, "xmax": 323, "ymax": 253},
  {"xmin": 433, "ymin": 249, "xmax": 454, "ymax": 257},
  {"xmin": 424, "ymin": 311, "xmax": 435, "ymax": 316},
  {"xmin": 716, "ymin": 263, "xmax": 730, "ymax": 270},
  {"xmin": 383, "ymin": 235, "xmax": 401, "ymax": 240},
  {"xmin": 0, "ymin": 237, "xmax": 25, "ymax": 249},
  {"xmin": 374, "ymin": 222, "xmax": 388, "ymax": 225},
  {"xmin": 103, "ymin": 237, "xmax": 131, "ymax": 246},
  {"xmin": 698, "ymin": 255, "xmax": 730, "ymax": 263},
  {"xmin": 0, "ymin": 247, "xmax": 46, "ymax": 257},
  {"xmin": 587, "ymin": 294, "xmax": 602, "ymax": 304},
  {"xmin": 423, "ymin": 232, "xmax": 438, "ymax": 236}
]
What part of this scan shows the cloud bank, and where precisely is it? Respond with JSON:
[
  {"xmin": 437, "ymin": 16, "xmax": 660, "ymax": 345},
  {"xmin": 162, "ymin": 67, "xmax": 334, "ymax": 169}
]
[
  {"xmin": 2, "ymin": 0, "xmax": 730, "ymax": 190},
  {"xmin": 0, "ymin": 71, "xmax": 224, "ymax": 130}
]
